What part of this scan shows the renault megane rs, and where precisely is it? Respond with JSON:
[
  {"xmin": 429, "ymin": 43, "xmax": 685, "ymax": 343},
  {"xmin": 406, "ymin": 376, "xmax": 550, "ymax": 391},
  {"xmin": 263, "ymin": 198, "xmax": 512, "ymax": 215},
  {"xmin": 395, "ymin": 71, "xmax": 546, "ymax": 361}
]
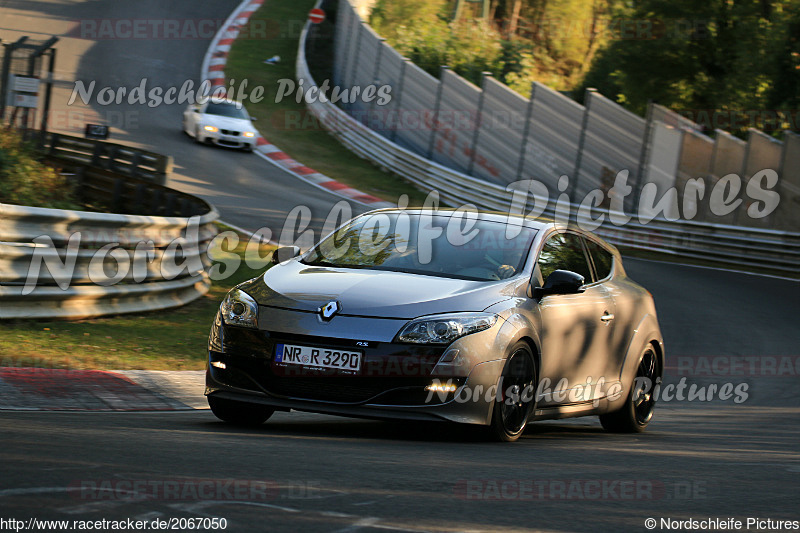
[{"xmin": 206, "ymin": 209, "xmax": 664, "ymax": 441}]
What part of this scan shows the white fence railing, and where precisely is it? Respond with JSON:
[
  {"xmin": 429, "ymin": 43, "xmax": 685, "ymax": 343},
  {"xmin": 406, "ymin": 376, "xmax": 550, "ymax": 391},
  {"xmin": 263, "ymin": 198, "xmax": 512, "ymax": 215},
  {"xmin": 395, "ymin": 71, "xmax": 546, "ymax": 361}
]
[{"xmin": 297, "ymin": 9, "xmax": 800, "ymax": 275}]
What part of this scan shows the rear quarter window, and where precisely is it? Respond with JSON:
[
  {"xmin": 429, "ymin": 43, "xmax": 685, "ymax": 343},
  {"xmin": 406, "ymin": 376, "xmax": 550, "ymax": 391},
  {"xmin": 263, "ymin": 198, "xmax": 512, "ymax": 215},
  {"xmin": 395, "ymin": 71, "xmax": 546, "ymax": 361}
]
[{"xmin": 585, "ymin": 239, "xmax": 614, "ymax": 281}]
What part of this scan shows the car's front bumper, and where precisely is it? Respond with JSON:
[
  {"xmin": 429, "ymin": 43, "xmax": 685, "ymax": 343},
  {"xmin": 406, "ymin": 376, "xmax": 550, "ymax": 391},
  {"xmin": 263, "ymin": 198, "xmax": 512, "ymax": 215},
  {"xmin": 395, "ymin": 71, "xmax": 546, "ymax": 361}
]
[
  {"xmin": 205, "ymin": 360, "xmax": 502, "ymax": 426},
  {"xmin": 205, "ymin": 314, "xmax": 503, "ymax": 426},
  {"xmin": 199, "ymin": 130, "xmax": 255, "ymax": 149}
]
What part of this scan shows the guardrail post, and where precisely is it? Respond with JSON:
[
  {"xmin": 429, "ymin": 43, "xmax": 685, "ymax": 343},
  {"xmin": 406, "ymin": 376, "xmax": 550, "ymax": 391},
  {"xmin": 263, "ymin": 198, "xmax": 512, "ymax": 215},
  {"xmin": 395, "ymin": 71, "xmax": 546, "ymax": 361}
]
[
  {"xmin": 570, "ymin": 88, "xmax": 596, "ymax": 202},
  {"xmin": 777, "ymin": 130, "xmax": 800, "ymax": 231},
  {"xmin": 515, "ymin": 82, "xmax": 536, "ymax": 181},
  {"xmin": 38, "ymin": 46, "xmax": 56, "ymax": 146},
  {"xmin": 0, "ymin": 40, "xmax": 17, "ymax": 121},
  {"xmin": 426, "ymin": 66, "xmax": 448, "ymax": 160},
  {"xmin": 467, "ymin": 72, "xmax": 491, "ymax": 176},
  {"xmin": 346, "ymin": 22, "xmax": 364, "ymax": 101},
  {"xmin": 631, "ymin": 100, "xmax": 654, "ymax": 214},
  {"xmin": 90, "ymin": 142, "xmax": 104, "ymax": 167},
  {"xmin": 734, "ymin": 130, "xmax": 756, "ymax": 226},
  {"xmin": 390, "ymin": 59, "xmax": 408, "ymax": 142},
  {"xmin": 370, "ymin": 38, "xmax": 384, "ymax": 115},
  {"xmin": 130, "ymin": 152, "xmax": 142, "ymax": 179},
  {"xmin": 107, "ymin": 145, "xmax": 120, "ymax": 173},
  {"xmin": 334, "ymin": 4, "xmax": 352, "ymax": 87},
  {"xmin": 48, "ymin": 133, "xmax": 59, "ymax": 156}
]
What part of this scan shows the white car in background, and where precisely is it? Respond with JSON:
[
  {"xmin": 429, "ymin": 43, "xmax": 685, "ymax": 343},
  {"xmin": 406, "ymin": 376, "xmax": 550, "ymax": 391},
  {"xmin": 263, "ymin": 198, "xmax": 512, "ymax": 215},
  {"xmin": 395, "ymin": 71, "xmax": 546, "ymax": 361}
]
[{"xmin": 183, "ymin": 100, "xmax": 258, "ymax": 151}]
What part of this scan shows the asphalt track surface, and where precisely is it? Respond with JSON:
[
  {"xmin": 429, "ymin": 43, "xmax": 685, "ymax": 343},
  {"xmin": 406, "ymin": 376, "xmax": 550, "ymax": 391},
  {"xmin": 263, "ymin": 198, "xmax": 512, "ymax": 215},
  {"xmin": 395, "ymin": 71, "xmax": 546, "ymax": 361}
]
[{"xmin": 1, "ymin": 1, "xmax": 799, "ymax": 532}]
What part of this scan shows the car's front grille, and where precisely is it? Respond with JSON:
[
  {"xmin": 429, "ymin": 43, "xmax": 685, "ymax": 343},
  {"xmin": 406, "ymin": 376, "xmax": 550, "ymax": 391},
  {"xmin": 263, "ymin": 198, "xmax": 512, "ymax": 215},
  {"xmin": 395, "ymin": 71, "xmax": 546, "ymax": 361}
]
[
  {"xmin": 265, "ymin": 376, "xmax": 398, "ymax": 403},
  {"xmin": 218, "ymin": 326, "xmax": 449, "ymax": 404},
  {"xmin": 220, "ymin": 129, "xmax": 240, "ymax": 136}
]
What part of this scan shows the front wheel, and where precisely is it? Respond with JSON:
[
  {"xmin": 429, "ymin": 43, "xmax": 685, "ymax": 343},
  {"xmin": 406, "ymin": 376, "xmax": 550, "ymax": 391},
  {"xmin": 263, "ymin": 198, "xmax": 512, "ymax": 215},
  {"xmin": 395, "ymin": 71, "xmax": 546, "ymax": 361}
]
[
  {"xmin": 208, "ymin": 396, "xmax": 274, "ymax": 426},
  {"xmin": 487, "ymin": 342, "xmax": 537, "ymax": 442},
  {"xmin": 600, "ymin": 345, "xmax": 661, "ymax": 433}
]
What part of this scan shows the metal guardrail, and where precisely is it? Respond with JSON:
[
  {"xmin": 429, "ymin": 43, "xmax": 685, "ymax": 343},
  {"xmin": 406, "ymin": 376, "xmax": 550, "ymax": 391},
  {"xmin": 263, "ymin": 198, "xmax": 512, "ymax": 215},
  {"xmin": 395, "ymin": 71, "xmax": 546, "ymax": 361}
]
[
  {"xmin": 296, "ymin": 14, "xmax": 800, "ymax": 276},
  {"xmin": 40, "ymin": 132, "xmax": 173, "ymax": 184},
  {"xmin": 0, "ymin": 149, "xmax": 218, "ymax": 320}
]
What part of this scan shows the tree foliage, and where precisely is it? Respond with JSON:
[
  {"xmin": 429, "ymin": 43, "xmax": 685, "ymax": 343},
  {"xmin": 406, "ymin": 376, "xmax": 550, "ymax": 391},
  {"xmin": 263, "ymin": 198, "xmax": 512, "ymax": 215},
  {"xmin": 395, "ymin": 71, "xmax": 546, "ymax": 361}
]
[
  {"xmin": 368, "ymin": 0, "xmax": 799, "ymax": 134},
  {"xmin": 577, "ymin": 0, "xmax": 800, "ymax": 133},
  {"xmin": 369, "ymin": 0, "xmax": 616, "ymax": 93}
]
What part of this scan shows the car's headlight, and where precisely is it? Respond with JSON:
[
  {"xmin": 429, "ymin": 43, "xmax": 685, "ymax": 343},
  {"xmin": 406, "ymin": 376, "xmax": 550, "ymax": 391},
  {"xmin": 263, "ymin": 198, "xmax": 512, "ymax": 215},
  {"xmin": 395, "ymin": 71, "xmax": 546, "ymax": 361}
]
[
  {"xmin": 220, "ymin": 289, "xmax": 258, "ymax": 329},
  {"xmin": 203, "ymin": 125, "xmax": 219, "ymax": 132},
  {"xmin": 242, "ymin": 131, "xmax": 255, "ymax": 138},
  {"xmin": 396, "ymin": 313, "xmax": 498, "ymax": 344}
]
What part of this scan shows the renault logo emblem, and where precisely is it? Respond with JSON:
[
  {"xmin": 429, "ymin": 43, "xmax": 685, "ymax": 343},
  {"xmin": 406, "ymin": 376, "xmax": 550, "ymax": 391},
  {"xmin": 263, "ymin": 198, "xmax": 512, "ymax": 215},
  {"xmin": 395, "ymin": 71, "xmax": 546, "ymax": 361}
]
[{"xmin": 319, "ymin": 301, "xmax": 340, "ymax": 320}]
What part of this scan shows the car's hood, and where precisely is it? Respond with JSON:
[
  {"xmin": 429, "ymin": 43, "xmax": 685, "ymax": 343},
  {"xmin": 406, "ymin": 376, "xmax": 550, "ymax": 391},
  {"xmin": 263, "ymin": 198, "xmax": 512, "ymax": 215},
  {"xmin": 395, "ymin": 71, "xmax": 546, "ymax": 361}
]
[
  {"xmin": 240, "ymin": 260, "xmax": 518, "ymax": 319},
  {"xmin": 200, "ymin": 114, "xmax": 253, "ymax": 131}
]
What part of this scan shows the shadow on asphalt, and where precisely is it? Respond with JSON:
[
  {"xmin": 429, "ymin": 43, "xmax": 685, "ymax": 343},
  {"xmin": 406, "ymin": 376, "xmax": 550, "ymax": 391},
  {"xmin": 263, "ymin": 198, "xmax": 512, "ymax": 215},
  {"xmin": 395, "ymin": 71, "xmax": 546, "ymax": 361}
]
[{"xmin": 190, "ymin": 415, "xmax": 610, "ymax": 444}]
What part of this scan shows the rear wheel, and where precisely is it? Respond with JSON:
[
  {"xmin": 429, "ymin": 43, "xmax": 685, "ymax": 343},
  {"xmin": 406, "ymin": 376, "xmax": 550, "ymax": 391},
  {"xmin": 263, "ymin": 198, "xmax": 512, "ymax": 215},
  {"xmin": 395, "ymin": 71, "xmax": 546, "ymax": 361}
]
[
  {"xmin": 600, "ymin": 345, "xmax": 661, "ymax": 433},
  {"xmin": 208, "ymin": 396, "xmax": 274, "ymax": 426},
  {"xmin": 487, "ymin": 342, "xmax": 537, "ymax": 442}
]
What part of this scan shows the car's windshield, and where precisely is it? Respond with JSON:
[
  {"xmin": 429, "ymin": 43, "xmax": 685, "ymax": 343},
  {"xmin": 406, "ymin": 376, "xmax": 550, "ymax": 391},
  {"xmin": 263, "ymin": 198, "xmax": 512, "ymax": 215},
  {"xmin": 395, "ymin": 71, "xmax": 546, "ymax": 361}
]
[
  {"xmin": 302, "ymin": 213, "xmax": 537, "ymax": 281},
  {"xmin": 204, "ymin": 102, "xmax": 248, "ymax": 119}
]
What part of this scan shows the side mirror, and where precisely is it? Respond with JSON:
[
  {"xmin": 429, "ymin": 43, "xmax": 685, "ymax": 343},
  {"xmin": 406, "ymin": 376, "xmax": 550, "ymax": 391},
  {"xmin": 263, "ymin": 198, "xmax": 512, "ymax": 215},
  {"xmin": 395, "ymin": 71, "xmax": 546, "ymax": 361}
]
[
  {"xmin": 271, "ymin": 246, "xmax": 301, "ymax": 264},
  {"xmin": 250, "ymin": 116, "xmax": 257, "ymax": 122},
  {"xmin": 533, "ymin": 270, "xmax": 585, "ymax": 298}
]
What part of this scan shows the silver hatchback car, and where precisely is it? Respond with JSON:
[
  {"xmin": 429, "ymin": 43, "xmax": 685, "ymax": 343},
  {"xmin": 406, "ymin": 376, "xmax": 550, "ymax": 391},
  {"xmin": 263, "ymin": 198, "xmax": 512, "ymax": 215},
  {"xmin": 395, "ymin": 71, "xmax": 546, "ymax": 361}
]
[{"xmin": 206, "ymin": 209, "xmax": 664, "ymax": 441}]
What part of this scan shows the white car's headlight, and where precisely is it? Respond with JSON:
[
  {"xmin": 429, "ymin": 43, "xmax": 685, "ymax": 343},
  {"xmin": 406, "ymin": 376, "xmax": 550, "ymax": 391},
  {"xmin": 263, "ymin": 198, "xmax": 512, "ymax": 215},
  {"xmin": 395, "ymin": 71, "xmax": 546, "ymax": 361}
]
[
  {"xmin": 396, "ymin": 313, "xmax": 498, "ymax": 344},
  {"xmin": 242, "ymin": 131, "xmax": 255, "ymax": 138},
  {"xmin": 203, "ymin": 125, "xmax": 219, "ymax": 133},
  {"xmin": 220, "ymin": 289, "xmax": 258, "ymax": 329}
]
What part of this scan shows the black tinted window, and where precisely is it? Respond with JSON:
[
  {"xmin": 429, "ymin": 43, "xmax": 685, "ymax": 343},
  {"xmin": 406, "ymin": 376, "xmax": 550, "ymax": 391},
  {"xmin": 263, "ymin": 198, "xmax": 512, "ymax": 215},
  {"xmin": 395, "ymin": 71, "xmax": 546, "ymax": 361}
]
[
  {"xmin": 585, "ymin": 239, "xmax": 613, "ymax": 281},
  {"xmin": 205, "ymin": 102, "xmax": 248, "ymax": 119},
  {"xmin": 303, "ymin": 213, "xmax": 537, "ymax": 282},
  {"xmin": 537, "ymin": 233, "xmax": 592, "ymax": 284}
]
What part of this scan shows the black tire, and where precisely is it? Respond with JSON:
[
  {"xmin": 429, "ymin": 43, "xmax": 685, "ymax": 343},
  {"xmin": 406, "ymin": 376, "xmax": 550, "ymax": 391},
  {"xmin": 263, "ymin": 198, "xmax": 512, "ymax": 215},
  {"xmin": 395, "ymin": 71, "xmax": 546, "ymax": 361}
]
[
  {"xmin": 208, "ymin": 396, "xmax": 274, "ymax": 426},
  {"xmin": 600, "ymin": 345, "xmax": 661, "ymax": 433},
  {"xmin": 487, "ymin": 342, "xmax": 537, "ymax": 442}
]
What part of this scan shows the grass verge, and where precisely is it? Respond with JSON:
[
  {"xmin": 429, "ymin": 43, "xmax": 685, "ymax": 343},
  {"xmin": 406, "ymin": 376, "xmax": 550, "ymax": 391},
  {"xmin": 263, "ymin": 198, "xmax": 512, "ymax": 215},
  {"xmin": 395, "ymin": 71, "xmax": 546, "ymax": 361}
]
[
  {"xmin": 0, "ymin": 227, "xmax": 273, "ymax": 371},
  {"xmin": 223, "ymin": 0, "xmax": 431, "ymax": 205}
]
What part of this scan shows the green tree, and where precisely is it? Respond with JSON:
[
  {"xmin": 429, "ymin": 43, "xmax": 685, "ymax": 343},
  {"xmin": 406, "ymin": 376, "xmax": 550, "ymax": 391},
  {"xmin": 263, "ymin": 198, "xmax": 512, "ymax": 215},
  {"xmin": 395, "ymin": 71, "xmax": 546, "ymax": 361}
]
[{"xmin": 578, "ymin": 0, "xmax": 799, "ymax": 134}]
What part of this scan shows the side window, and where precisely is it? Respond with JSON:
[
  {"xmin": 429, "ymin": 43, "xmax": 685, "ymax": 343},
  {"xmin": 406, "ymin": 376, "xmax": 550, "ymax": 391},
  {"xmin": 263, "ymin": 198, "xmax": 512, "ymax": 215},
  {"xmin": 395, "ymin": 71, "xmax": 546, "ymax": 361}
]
[
  {"xmin": 537, "ymin": 233, "xmax": 592, "ymax": 284},
  {"xmin": 584, "ymin": 239, "xmax": 614, "ymax": 281}
]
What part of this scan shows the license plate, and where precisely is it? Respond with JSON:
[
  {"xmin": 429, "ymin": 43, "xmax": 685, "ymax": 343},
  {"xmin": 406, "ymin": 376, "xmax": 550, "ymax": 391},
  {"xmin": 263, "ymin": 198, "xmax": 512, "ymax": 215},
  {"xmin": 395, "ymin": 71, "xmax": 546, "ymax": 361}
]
[{"xmin": 275, "ymin": 343, "xmax": 362, "ymax": 372}]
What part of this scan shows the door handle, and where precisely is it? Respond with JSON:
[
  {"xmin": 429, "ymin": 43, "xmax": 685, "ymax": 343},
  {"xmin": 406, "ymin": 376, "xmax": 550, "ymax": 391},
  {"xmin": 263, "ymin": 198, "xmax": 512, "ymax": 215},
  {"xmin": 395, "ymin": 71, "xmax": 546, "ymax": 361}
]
[{"xmin": 600, "ymin": 313, "xmax": 615, "ymax": 323}]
